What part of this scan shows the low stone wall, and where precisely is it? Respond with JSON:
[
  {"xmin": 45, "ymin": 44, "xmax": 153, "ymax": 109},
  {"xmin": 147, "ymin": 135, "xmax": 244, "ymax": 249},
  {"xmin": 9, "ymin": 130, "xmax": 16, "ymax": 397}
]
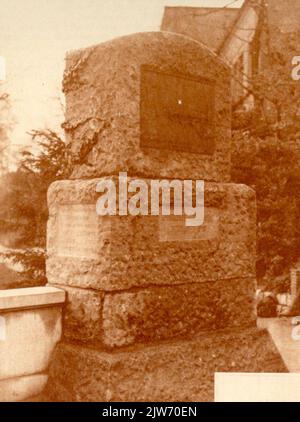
[{"xmin": 0, "ymin": 287, "xmax": 65, "ymax": 401}]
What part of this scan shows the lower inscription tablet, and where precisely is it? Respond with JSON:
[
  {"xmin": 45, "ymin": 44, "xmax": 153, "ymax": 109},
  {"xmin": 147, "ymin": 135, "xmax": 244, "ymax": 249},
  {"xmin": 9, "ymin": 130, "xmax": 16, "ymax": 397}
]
[
  {"xmin": 159, "ymin": 208, "xmax": 219, "ymax": 242},
  {"xmin": 56, "ymin": 204, "xmax": 101, "ymax": 259}
]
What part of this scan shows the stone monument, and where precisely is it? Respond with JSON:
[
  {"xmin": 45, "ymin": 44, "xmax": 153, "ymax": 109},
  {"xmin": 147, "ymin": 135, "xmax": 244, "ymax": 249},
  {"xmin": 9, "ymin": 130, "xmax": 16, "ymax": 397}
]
[{"xmin": 45, "ymin": 32, "xmax": 286, "ymax": 402}]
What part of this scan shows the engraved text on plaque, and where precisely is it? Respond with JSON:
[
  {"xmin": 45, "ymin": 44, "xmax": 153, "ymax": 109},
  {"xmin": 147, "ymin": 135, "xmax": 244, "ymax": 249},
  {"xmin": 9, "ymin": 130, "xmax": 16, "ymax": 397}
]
[
  {"xmin": 56, "ymin": 204, "xmax": 100, "ymax": 259},
  {"xmin": 159, "ymin": 208, "xmax": 219, "ymax": 242}
]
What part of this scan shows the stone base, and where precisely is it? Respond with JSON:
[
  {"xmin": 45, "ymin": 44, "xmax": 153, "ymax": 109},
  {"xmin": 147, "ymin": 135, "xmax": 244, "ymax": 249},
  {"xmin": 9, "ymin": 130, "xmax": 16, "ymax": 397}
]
[
  {"xmin": 47, "ymin": 179, "xmax": 256, "ymax": 292},
  {"xmin": 44, "ymin": 327, "xmax": 287, "ymax": 402}
]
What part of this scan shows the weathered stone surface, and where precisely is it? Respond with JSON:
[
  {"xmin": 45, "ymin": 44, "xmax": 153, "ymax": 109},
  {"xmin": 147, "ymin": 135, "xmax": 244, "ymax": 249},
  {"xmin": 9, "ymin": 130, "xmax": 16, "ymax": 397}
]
[
  {"xmin": 0, "ymin": 307, "xmax": 62, "ymax": 380},
  {"xmin": 41, "ymin": 25, "xmax": 264, "ymax": 404},
  {"xmin": 45, "ymin": 328, "xmax": 287, "ymax": 402},
  {"xmin": 52, "ymin": 285, "xmax": 104, "ymax": 343},
  {"xmin": 63, "ymin": 32, "xmax": 231, "ymax": 182},
  {"xmin": 102, "ymin": 278, "xmax": 256, "ymax": 347},
  {"xmin": 47, "ymin": 178, "xmax": 256, "ymax": 291}
]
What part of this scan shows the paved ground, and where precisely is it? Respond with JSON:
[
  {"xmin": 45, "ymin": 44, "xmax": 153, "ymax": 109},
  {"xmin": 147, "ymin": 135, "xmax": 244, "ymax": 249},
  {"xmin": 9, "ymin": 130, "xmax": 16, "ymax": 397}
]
[{"xmin": 258, "ymin": 317, "xmax": 300, "ymax": 372}]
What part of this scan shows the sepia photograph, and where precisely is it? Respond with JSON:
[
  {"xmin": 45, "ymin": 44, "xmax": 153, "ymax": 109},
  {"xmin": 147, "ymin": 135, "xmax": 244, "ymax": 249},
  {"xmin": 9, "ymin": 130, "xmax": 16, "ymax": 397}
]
[{"xmin": 0, "ymin": 0, "xmax": 300, "ymax": 407}]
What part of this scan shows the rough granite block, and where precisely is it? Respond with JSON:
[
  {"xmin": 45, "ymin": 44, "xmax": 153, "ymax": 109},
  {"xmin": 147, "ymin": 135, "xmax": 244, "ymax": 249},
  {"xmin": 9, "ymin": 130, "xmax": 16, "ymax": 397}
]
[
  {"xmin": 45, "ymin": 328, "xmax": 287, "ymax": 402},
  {"xmin": 63, "ymin": 32, "xmax": 231, "ymax": 182},
  {"xmin": 102, "ymin": 278, "xmax": 256, "ymax": 347},
  {"xmin": 46, "ymin": 178, "xmax": 256, "ymax": 291},
  {"xmin": 50, "ymin": 285, "xmax": 104, "ymax": 344}
]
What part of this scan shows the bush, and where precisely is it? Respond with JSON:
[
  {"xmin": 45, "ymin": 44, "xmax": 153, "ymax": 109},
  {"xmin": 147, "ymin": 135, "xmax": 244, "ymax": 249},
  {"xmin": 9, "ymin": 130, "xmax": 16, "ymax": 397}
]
[
  {"xmin": 232, "ymin": 129, "xmax": 300, "ymax": 289},
  {"xmin": 0, "ymin": 249, "xmax": 46, "ymax": 289}
]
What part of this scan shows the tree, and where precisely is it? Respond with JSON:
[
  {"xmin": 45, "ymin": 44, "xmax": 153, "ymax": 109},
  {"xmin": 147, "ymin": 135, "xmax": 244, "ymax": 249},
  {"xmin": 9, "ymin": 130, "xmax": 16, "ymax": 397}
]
[
  {"xmin": 16, "ymin": 129, "xmax": 70, "ymax": 247},
  {"xmin": 231, "ymin": 19, "xmax": 300, "ymax": 291},
  {"xmin": 0, "ymin": 128, "xmax": 69, "ymax": 288},
  {"xmin": 20, "ymin": 129, "xmax": 69, "ymax": 181},
  {"xmin": 0, "ymin": 91, "xmax": 13, "ymax": 174},
  {"xmin": 0, "ymin": 129, "xmax": 69, "ymax": 249},
  {"xmin": 0, "ymin": 170, "xmax": 44, "ymax": 248}
]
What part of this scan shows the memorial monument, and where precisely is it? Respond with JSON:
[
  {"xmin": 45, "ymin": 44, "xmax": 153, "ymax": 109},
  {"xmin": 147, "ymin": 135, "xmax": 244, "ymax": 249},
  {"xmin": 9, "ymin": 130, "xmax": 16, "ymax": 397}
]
[{"xmin": 45, "ymin": 32, "xmax": 286, "ymax": 401}]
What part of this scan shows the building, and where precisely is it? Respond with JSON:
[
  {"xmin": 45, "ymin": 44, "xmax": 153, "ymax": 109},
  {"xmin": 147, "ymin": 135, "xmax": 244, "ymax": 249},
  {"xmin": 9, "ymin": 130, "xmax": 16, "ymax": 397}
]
[{"xmin": 161, "ymin": 0, "xmax": 300, "ymax": 108}]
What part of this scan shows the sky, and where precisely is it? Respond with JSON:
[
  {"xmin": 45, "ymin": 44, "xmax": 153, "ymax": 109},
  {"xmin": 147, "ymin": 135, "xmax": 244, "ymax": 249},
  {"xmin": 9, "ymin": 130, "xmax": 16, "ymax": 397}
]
[{"xmin": 0, "ymin": 0, "xmax": 244, "ymax": 154}]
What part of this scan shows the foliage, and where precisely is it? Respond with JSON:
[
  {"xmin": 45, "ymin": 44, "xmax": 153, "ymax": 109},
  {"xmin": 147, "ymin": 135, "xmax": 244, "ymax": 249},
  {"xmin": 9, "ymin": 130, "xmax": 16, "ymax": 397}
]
[
  {"xmin": 0, "ymin": 249, "xmax": 46, "ymax": 289},
  {"xmin": 20, "ymin": 129, "xmax": 70, "ymax": 182},
  {"xmin": 231, "ymin": 25, "xmax": 300, "ymax": 291},
  {"xmin": 0, "ymin": 170, "xmax": 48, "ymax": 247},
  {"xmin": 232, "ymin": 132, "xmax": 300, "ymax": 289},
  {"xmin": 0, "ymin": 129, "xmax": 69, "ymax": 288},
  {"xmin": 9, "ymin": 128, "xmax": 70, "ymax": 248},
  {"xmin": 0, "ymin": 91, "xmax": 13, "ymax": 174}
]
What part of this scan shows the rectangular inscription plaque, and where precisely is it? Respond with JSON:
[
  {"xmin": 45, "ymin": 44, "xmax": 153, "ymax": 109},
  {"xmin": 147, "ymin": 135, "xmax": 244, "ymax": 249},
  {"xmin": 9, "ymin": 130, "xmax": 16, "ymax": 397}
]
[
  {"xmin": 56, "ymin": 204, "xmax": 105, "ymax": 259},
  {"xmin": 141, "ymin": 67, "xmax": 215, "ymax": 155},
  {"xmin": 159, "ymin": 208, "xmax": 219, "ymax": 242}
]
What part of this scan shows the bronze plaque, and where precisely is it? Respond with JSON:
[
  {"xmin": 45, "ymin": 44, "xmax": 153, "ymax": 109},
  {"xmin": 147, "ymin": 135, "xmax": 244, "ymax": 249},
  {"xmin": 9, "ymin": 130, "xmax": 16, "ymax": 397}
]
[{"xmin": 141, "ymin": 67, "xmax": 215, "ymax": 155}]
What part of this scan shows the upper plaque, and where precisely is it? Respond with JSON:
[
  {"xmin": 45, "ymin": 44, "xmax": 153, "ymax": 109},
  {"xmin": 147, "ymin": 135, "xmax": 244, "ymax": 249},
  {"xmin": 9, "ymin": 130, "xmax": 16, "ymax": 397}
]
[{"xmin": 141, "ymin": 67, "xmax": 215, "ymax": 155}]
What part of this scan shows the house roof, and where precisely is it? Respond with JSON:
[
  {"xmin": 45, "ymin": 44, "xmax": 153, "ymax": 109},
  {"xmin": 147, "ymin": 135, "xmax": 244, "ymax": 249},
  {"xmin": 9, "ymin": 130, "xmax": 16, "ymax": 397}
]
[
  {"xmin": 161, "ymin": 6, "xmax": 241, "ymax": 52},
  {"xmin": 218, "ymin": 0, "xmax": 260, "ymax": 63}
]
